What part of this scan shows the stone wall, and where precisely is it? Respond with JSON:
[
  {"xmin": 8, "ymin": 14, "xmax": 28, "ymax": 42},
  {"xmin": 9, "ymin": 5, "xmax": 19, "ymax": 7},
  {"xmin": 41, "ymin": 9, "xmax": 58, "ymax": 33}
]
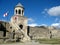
[
  {"xmin": 29, "ymin": 26, "xmax": 50, "ymax": 39},
  {"xmin": 51, "ymin": 29, "xmax": 60, "ymax": 38},
  {"xmin": 29, "ymin": 26, "xmax": 60, "ymax": 39},
  {"xmin": 0, "ymin": 21, "xmax": 60, "ymax": 43},
  {"xmin": 0, "ymin": 31, "xmax": 4, "ymax": 38}
]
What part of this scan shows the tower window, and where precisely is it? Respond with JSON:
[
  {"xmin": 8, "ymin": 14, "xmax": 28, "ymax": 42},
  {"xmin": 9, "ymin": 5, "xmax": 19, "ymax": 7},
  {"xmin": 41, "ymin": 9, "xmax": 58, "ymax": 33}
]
[
  {"xmin": 16, "ymin": 10, "xmax": 17, "ymax": 14},
  {"xmin": 22, "ymin": 10, "xmax": 23, "ymax": 15},
  {"xmin": 19, "ymin": 9, "xmax": 21, "ymax": 14}
]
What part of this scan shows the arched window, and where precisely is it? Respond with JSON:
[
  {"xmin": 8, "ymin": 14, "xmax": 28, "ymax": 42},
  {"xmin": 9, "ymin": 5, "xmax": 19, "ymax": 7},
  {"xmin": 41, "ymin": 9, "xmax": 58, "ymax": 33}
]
[
  {"xmin": 19, "ymin": 9, "xmax": 21, "ymax": 14},
  {"xmin": 19, "ymin": 25, "xmax": 23, "ymax": 29},
  {"xmin": 16, "ymin": 10, "xmax": 17, "ymax": 14}
]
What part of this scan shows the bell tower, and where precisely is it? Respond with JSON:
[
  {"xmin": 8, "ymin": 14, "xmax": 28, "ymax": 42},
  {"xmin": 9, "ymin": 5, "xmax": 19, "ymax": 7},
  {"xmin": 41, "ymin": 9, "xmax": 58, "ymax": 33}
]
[
  {"xmin": 14, "ymin": 3, "xmax": 24, "ymax": 16},
  {"xmin": 10, "ymin": 3, "xmax": 30, "ymax": 42}
]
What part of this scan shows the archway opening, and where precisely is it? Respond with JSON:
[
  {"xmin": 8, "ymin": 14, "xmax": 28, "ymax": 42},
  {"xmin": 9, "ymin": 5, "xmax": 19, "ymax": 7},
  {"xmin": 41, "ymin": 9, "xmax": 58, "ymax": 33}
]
[
  {"xmin": 19, "ymin": 9, "xmax": 21, "ymax": 14},
  {"xmin": 16, "ymin": 10, "xmax": 17, "ymax": 14},
  {"xmin": 19, "ymin": 25, "xmax": 23, "ymax": 29}
]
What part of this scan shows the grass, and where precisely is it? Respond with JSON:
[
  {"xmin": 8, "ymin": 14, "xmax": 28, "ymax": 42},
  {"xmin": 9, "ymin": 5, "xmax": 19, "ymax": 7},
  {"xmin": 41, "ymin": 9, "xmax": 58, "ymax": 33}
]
[
  {"xmin": 0, "ymin": 38, "xmax": 60, "ymax": 44},
  {"xmin": 35, "ymin": 38, "xmax": 60, "ymax": 44}
]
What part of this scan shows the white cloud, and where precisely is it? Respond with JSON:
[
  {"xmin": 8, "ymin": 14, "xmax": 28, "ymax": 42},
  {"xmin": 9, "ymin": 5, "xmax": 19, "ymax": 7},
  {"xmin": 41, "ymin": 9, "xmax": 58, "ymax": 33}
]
[
  {"xmin": 0, "ymin": 19, "xmax": 7, "ymax": 22},
  {"xmin": 47, "ymin": 6, "xmax": 60, "ymax": 16},
  {"xmin": 28, "ymin": 18, "xmax": 34, "ymax": 22},
  {"xmin": 51, "ymin": 23, "xmax": 60, "ymax": 28},
  {"xmin": 43, "ymin": 6, "xmax": 60, "ymax": 16},
  {"xmin": 51, "ymin": 23, "xmax": 60, "ymax": 26},
  {"xmin": 42, "ymin": 8, "xmax": 48, "ymax": 14},
  {"xmin": 54, "ymin": 18, "xmax": 60, "ymax": 23},
  {"xmin": 55, "ymin": 18, "xmax": 59, "ymax": 22},
  {"xmin": 28, "ymin": 18, "xmax": 38, "ymax": 27},
  {"xmin": 28, "ymin": 23, "xmax": 48, "ymax": 27},
  {"xmin": 40, "ymin": 24, "xmax": 48, "ymax": 27},
  {"xmin": 42, "ymin": 9, "xmax": 49, "ymax": 18},
  {"xmin": 28, "ymin": 23, "xmax": 38, "ymax": 27}
]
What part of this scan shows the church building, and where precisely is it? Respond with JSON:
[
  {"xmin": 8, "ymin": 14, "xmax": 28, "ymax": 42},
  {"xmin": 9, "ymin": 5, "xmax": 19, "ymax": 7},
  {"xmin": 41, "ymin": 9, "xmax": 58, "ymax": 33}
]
[{"xmin": 0, "ymin": 3, "xmax": 30, "ymax": 42}]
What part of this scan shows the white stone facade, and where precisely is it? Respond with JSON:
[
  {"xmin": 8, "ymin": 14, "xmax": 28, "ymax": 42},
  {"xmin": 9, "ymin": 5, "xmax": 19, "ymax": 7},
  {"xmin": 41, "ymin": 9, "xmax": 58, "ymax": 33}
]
[{"xmin": 9, "ymin": 3, "xmax": 30, "ymax": 42}]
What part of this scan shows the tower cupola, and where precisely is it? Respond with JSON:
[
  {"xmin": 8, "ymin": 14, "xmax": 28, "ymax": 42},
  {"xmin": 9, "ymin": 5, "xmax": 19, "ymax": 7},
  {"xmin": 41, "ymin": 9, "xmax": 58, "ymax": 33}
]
[{"xmin": 14, "ymin": 3, "xmax": 24, "ymax": 16}]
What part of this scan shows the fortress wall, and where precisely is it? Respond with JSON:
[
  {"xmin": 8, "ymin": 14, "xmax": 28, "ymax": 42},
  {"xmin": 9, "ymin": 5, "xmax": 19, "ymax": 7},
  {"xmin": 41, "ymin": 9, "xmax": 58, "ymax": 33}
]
[
  {"xmin": 0, "ymin": 21, "xmax": 60, "ymax": 41},
  {"xmin": 51, "ymin": 29, "xmax": 60, "ymax": 38},
  {"xmin": 29, "ymin": 27, "xmax": 60, "ymax": 39},
  {"xmin": 0, "ymin": 31, "xmax": 4, "ymax": 38},
  {"xmin": 29, "ymin": 27, "xmax": 50, "ymax": 39}
]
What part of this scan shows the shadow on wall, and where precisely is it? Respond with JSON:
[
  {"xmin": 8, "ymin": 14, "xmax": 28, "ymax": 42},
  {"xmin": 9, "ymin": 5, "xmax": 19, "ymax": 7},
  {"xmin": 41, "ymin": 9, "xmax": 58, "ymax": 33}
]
[
  {"xmin": 27, "ymin": 26, "xmax": 30, "ymax": 36},
  {"xmin": 27, "ymin": 26, "xmax": 32, "ymax": 40},
  {"xmin": 0, "ymin": 22, "xmax": 6, "ymax": 37}
]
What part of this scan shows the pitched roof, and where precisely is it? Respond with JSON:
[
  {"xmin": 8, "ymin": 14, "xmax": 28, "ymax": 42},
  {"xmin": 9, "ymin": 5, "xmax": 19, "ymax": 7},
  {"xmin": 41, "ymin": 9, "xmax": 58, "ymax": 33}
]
[{"xmin": 16, "ymin": 3, "xmax": 24, "ymax": 8}]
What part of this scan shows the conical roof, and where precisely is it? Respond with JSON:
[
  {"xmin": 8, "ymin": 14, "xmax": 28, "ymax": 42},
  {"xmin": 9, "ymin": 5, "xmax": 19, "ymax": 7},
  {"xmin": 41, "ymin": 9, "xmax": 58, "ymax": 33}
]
[{"xmin": 16, "ymin": 3, "xmax": 24, "ymax": 8}]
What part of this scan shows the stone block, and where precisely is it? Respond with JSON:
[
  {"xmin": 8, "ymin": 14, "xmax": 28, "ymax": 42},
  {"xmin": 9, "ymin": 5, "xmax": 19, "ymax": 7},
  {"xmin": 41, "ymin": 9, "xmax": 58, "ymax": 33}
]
[{"xmin": 0, "ymin": 31, "xmax": 3, "ymax": 38}]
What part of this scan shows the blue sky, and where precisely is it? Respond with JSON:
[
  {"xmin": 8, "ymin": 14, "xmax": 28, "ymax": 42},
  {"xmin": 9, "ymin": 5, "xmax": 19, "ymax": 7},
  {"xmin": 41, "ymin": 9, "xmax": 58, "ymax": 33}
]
[{"xmin": 0, "ymin": 0, "xmax": 60, "ymax": 26}]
